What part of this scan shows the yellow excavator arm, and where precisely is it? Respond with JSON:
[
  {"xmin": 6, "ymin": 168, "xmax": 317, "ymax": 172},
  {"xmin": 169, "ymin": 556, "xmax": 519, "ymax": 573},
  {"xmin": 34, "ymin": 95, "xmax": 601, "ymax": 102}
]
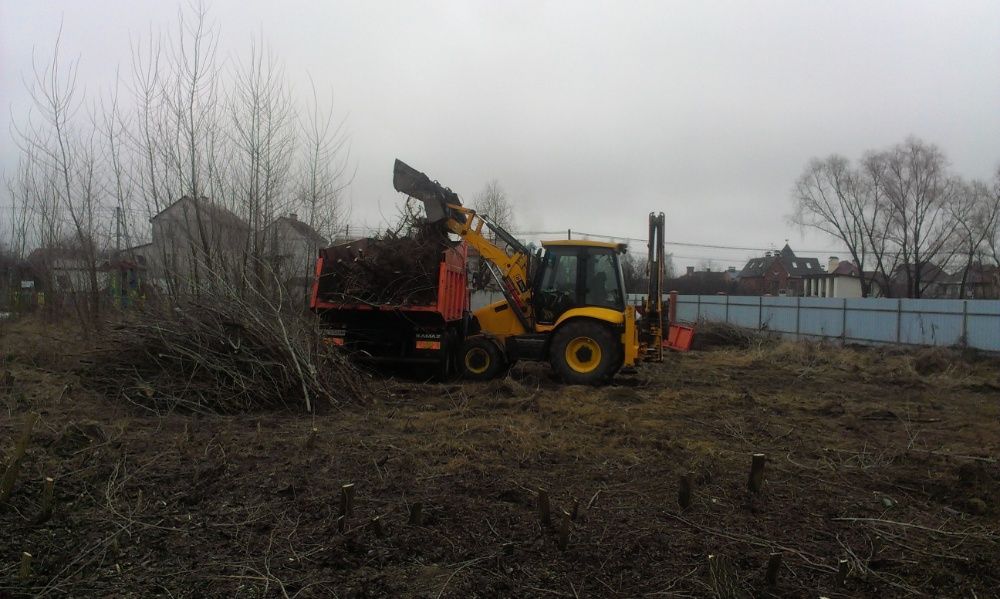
[{"xmin": 393, "ymin": 160, "xmax": 536, "ymax": 330}]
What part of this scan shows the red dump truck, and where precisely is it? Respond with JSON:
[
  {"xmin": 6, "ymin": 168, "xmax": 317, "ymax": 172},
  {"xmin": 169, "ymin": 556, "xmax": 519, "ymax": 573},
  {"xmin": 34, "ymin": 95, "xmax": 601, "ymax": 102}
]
[{"xmin": 310, "ymin": 239, "xmax": 469, "ymax": 376}]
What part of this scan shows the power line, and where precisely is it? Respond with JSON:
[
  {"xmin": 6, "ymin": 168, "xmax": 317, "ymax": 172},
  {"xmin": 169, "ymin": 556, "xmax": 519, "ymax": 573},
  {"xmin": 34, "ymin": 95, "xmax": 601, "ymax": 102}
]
[{"xmin": 513, "ymin": 229, "xmax": 845, "ymax": 255}]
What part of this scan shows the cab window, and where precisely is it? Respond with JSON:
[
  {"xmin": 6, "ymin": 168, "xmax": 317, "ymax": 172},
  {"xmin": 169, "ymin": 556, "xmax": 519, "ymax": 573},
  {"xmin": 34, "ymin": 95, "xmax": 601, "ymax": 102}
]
[{"xmin": 583, "ymin": 248, "xmax": 624, "ymax": 310}]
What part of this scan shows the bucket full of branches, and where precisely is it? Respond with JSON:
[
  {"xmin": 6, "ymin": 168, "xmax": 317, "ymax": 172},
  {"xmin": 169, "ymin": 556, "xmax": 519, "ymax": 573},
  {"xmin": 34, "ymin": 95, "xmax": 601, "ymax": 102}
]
[{"xmin": 315, "ymin": 221, "xmax": 453, "ymax": 306}]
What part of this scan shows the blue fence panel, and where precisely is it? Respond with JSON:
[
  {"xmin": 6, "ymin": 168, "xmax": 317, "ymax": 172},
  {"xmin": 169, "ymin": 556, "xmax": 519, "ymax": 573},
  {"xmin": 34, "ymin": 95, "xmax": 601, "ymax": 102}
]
[
  {"xmin": 898, "ymin": 299, "xmax": 964, "ymax": 346},
  {"xmin": 966, "ymin": 300, "xmax": 1000, "ymax": 351},
  {"xmin": 799, "ymin": 298, "xmax": 845, "ymax": 338},
  {"xmin": 760, "ymin": 297, "xmax": 798, "ymax": 334},
  {"xmin": 728, "ymin": 296, "xmax": 760, "ymax": 329},
  {"xmin": 844, "ymin": 298, "xmax": 899, "ymax": 343},
  {"xmin": 632, "ymin": 294, "xmax": 999, "ymax": 352},
  {"xmin": 697, "ymin": 295, "xmax": 728, "ymax": 322},
  {"xmin": 674, "ymin": 296, "xmax": 698, "ymax": 323}
]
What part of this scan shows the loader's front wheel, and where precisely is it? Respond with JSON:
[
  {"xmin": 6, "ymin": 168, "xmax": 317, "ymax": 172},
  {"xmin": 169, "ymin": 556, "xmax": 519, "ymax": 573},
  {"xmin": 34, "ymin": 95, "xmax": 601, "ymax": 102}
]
[
  {"xmin": 551, "ymin": 321, "xmax": 621, "ymax": 385},
  {"xmin": 460, "ymin": 336, "xmax": 505, "ymax": 381}
]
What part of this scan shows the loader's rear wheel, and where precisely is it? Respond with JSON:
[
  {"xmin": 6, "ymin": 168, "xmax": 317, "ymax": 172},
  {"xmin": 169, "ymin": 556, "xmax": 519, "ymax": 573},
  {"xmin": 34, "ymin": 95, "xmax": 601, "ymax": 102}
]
[
  {"xmin": 460, "ymin": 336, "xmax": 504, "ymax": 381},
  {"xmin": 551, "ymin": 321, "xmax": 622, "ymax": 385}
]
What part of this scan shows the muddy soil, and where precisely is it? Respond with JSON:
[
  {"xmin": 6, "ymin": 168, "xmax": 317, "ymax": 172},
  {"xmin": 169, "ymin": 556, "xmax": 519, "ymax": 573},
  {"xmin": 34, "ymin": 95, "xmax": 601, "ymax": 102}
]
[{"xmin": 1, "ymin": 319, "xmax": 999, "ymax": 598}]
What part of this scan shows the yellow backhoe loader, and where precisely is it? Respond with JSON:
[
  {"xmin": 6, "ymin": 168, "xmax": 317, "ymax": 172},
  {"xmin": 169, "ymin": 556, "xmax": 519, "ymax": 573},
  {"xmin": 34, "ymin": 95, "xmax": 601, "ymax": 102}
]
[{"xmin": 393, "ymin": 159, "xmax": 666, "ymax": 384}]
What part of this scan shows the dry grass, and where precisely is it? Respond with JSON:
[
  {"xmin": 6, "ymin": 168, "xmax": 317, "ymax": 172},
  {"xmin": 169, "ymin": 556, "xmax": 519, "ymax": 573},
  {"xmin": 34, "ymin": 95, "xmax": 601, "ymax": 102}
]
[{"xmin": 1, "ymin": 325, "xmax": 999, "ymax": 597}]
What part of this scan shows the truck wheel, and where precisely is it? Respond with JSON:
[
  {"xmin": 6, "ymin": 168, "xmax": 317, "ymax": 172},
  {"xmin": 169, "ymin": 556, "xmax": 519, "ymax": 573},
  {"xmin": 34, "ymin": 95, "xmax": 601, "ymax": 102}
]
[
  {"xmin": 550, "ymin": 321, "xmax": 622, "ymax": 385},
  {"xmin": 460, "ymin": 336, "xmax": 504, "ymax": 381}
]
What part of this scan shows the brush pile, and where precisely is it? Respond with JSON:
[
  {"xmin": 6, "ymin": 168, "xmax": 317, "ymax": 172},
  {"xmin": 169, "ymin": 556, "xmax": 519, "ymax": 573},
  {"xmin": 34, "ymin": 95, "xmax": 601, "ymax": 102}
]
[
  {"xmin": 690, "ymin": 319, "xmax": 776, "ymax": 350},
  {"xmin": 85, "ymin": 299, "xmax": 368, "ymax": 413},
  {"xmin": 316, "ymin": 222, "xmax": 450, "ymax": 305}
]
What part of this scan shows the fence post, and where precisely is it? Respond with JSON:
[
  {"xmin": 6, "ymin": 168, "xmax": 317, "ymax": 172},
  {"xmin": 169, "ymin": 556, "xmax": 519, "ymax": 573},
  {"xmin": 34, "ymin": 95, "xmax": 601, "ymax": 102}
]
[
  {"xmin": 725, "ymin": 294, "xmax": 730, "ymax": 323},
  {"xmin": 758, "ymin": 296, "xmax": 763, "ymax": 330},
  {"xmin": 697, "ymin": 294, "xmax": 702, "ymax": 321},
  {"xmin": 795, "ymin": 296, "xmax": 800, "ymax": 340},
  {"xmin": 961, "ymin": 300, "xmax": 968, "ymax": 346},
  {"xmin": 895, "ymin": 299, "xmax": 902, "ymax": 344},
  {"xmin": 841, "ymin": 298, "xmax": 847, "ymax": 345}
]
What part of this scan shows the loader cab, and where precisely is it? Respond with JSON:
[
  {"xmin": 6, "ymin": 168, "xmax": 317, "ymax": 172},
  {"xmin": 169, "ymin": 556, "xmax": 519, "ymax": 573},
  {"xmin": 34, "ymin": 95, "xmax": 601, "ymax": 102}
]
[{"xmin": 533, "ymin": 240, "xmax": 627, "ymax": 323}]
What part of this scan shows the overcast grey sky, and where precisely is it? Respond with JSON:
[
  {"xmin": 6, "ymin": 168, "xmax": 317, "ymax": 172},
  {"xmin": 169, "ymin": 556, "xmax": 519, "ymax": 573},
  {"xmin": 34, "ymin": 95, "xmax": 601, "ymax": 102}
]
[{"xmin": 3, "ymin": 0, "xmax": 1000, "ymax": 268}]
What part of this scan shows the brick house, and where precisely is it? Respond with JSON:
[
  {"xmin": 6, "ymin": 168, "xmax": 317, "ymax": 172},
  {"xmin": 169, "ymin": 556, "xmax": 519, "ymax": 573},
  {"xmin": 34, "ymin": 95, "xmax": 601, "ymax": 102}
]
[{"xmin": 737, "ymin": 244, "xmax": 823, "ymax": 296}]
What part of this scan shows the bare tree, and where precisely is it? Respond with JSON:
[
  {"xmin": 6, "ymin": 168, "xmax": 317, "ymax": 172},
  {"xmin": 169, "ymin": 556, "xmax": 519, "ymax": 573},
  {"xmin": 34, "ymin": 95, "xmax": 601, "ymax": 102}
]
[
  {"xmin": 792, "ymin": 155, "xmax": 875, "ymax": 296},
  {"xmin": 880, "ymin": 138, "xmax": 959, "ymax": 298},
  {"xmin": 13, "ymin": 26, "xmax": 107, "ymax": 327},
  {"xmin": 793, "ymin": 137, "xmax": 965, "ymax": 298},
  {"xmin": 295, "ymin": 78, "xmax": 351, "ymax": 240},
  {"xmin": 7, "ymin": 2, "xmax": 352, "ymax": 314},
  {"xmin": 472, "ymin": 180, "xmax": 515, "ymax": 237},
  {"xmin": 948, "ymin": 178, "xmax": 1000, "ymax": 298}
]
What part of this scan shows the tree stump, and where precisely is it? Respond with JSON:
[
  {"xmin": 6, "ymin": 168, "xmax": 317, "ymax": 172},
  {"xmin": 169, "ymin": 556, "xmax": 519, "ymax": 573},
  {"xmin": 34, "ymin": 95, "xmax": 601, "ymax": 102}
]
[
  {"xmin": 340, "ymin": 483, "xmax": 355, "ymax": 518},
  {"xmin": 765, "ymin": 552, "xmax": 782, "ymax": 586},
  {"xmin": 747, "ymin": 453, "xmax": 766, "ymax": 493},
  {"xmin": 537, "ymin": 488, "xmax": 551, "ymax": 528},
  {"xmin": 678, "ymin": 472, "xmax": 694, "ymax": 509}
]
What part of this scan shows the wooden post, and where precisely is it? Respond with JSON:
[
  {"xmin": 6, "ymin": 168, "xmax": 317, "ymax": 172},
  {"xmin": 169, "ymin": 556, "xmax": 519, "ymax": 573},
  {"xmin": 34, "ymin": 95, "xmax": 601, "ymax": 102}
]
[
  {"xmin": 765, "ymin": 552, "xmax": 782, "ymax": 586},
  {"xmin": 557, "ymin": 509, "xmax": 571, "ymax": 551},
  {"xmin": 836, "ymin": 558, "xmax": 849, "ymax": 586},
  {"xmin": 305, "ymin": 427, "xmax": 318, "ymax": 449},
  {"xmin": 337, "ymin": 515, "xmax": 346, "ymax": 534},
  {"xmin": 570, "ymin": 498, "xmax": 580, "ymax": 521},
  {"xmin": 19, "ymin": 552, "xmax": 32, "ymax": 581},
  {"xmin": 408, "ymin": 502, "xmax": 424, "ymax": 526},
  {"xmin": 536, "ymin": 488, "xmax": 551, "ymax": 528},
  {"xmin": 35, "ymin": 477, "xmax": 55, "ymax": 524},
  {"xmin": 678, "ymin": 472, "xmax": 694, "ymax": 510},
  {"xmin": 1, "ymin": 412, "xmax": 39, "ymax": 504},
  {"xmin": 340, "ymin": 483, "xmax": 355, "ymax": 518},
  {"xmin": 370, "ymin": 515, "xmax": 385, "ymax": 538},
  {"xmin": 747, "ymin": 453, "xmax": 766, "ymax": 493}
]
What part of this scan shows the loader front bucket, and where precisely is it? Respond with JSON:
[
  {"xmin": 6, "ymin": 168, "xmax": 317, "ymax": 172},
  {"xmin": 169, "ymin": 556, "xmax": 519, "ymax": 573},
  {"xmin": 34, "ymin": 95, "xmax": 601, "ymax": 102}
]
[{"xmin": 393, "ymin": 159, "xmax": 463, "ymax": 223}]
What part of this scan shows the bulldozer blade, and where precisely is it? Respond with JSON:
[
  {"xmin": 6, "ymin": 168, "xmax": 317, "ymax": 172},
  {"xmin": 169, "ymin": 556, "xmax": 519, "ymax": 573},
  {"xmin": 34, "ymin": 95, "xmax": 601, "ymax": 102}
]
[{"xmin": 393, "ymin": 159, "xmax": 463, "ymax": 223}]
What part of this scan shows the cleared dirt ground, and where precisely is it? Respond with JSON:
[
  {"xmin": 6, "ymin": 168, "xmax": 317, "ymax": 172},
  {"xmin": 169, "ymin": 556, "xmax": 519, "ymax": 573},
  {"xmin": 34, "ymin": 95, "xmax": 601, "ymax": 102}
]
[{"xmin": 1, "ymin": 318, "xmax": 999, "ymax": 598}]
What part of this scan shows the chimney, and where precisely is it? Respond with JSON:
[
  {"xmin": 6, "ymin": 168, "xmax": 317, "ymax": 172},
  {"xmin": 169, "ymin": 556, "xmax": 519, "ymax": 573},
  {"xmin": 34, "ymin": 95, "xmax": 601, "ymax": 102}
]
[
  {"xmin": 828, "ymin": 256, "xmax": 839, "ymax": 273},
  {"xmin": 288, "ymin": 213, "xmax": 298, "ymax": 221},
  {"xmin": 686, "ymin": 266, "xmax": 695, "ymax": 276}
]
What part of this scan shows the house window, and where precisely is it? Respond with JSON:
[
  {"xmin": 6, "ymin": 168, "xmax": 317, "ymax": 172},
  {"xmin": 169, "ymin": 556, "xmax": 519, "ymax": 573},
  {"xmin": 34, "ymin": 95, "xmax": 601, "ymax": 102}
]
[
  {"xmin": 792, "ymin": 261, "xmax": 798, "ymax": 268},
  {"xmin": 806, "ymin": 263, "xmax": 812, "ymax": 269}
]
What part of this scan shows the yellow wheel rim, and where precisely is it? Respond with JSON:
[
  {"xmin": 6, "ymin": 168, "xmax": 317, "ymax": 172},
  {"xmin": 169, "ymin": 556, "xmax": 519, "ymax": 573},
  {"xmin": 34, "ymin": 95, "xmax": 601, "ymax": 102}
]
[
  {"xmin": 465, "ymin": 347, "xmax": 490, "ymax": 374},
  {"xmin": 565, "ymin": 336, "xmax": 602, "ymax": 373}
]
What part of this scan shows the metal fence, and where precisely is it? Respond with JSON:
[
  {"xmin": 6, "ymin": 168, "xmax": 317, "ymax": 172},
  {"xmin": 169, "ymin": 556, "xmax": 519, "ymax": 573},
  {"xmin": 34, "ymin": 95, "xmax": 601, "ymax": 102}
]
[{"xmin": 673, "ymin": 295, "xmax": 1000, "ymax": 352}]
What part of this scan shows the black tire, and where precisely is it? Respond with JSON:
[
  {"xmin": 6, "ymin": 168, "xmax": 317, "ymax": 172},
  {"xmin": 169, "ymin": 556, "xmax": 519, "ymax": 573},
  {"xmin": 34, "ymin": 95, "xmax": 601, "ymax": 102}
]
[
  {"xmin": 436, "ymin": 329, "xmax": 456, "ymax": 381},
  {"xmin": 550, "ymin": 320, "xmax": 623, "ymax": 385},
  {"xmin": 459, "ymin": 336, "xmax": 505, "ymax": 381}
]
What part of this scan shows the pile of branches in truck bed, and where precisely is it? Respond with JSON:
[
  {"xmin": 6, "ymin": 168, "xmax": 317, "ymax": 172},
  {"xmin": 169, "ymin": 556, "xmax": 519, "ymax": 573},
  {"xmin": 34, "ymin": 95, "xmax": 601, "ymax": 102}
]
[
  {"xmin": 317, "ymin": 222, "xmax": 451, "ymax": 305},
  {"xmin": 84, "ymin": 297, "xmax": 369, "ymax": 414}
]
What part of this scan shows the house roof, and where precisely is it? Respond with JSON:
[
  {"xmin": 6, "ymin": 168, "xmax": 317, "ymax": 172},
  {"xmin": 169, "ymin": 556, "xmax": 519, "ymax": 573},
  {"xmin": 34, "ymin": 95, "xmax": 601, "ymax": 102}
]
[
  {"xmin": 269, "ymin": 216, "xmax": 328, "ymax": 246},
  {"xmin": 831, "ymin": 261, "xmax": 860, "ymax": 277},
  {"xmin": 151, "ymin": 196, "xmax": 250, "ymax": 231},
  {"xmin": 739, "ymin": 245, "xmax": 822, "ymax": 278},
  {"xmin": 739, "ymin": 255, "xmax": 779, "ymax": 277},
  {"xmin": 944, "ymin": 264, "xmax": 1000, "ymax": 285}
]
